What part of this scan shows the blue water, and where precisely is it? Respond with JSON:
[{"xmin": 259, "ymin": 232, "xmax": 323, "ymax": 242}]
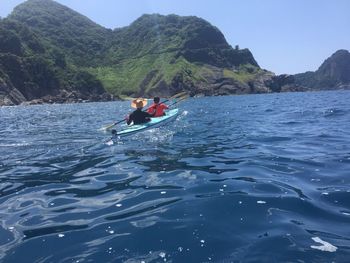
[{"xmin": 1, "ymin": 90, "xmax": 350, "ymax": 262}]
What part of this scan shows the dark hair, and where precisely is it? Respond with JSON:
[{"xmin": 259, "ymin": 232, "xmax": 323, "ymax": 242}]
[{"xmin": 154, "ymin": 97, "xmax": 160, "ymax": 103}]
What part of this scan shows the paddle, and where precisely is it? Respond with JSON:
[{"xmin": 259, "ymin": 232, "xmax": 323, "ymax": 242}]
[
  {"xmin": 167, "ymin": 94, "xmax": 189, "ymax": 107},
  {"xmin": 100, "ymin": 91, "xmax": 188, "ymax": 131}
]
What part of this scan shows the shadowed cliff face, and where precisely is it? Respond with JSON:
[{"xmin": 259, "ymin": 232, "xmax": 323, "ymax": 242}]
[
  {"xmin": 0, "ymin": 70, "xmax": 26, "ymax": 106},
  {"xmin": 295, "ymin": 49, "xmax": 350, "ymax": 90},
  {"xmin": 0, "ymin": 17, "xmax": 112, "ymax": 106},
  {"xmin": 317, "ymin": 50, "xmax": 350, "ymax": 83}
]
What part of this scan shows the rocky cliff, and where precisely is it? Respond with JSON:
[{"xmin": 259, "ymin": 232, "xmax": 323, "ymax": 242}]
[{"xmin": 295, "ymin": 49, "xmax": 350, "ymax": 90}]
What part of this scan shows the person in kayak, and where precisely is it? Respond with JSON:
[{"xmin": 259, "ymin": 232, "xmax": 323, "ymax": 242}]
[
  {"xmin": 126, "ymin": 98, "xmax": 153, "ymax": 125},
  {"xmin": 147, "ymin": 97, "xmax": 169, "ymax": 117}
]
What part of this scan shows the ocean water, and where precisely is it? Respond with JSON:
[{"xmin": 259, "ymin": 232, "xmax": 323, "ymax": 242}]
[{"xmin": 0, "ymin": 90, "xmax": 350, "ymax": 262}]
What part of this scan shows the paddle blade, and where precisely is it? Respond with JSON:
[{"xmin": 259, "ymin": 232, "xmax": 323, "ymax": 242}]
[
  {"xmin": 168, "ymin": 93, "xmax": 190, "ymax": 107},
  {"xmin": 176, "ymin": 93, "xmax": 190, "ymax": 101},
  {"xmin": 170, "ymin": 91, "xmax": 188, "ymax": 99},
  {"xmin": 99, "ymin": 122, "xmax": 116, "ymax": 131}
]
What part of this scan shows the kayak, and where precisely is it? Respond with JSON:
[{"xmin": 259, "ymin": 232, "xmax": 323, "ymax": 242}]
[{"xmin": 112, "ymin": 108, "xmax": 179, "ymax": 137}]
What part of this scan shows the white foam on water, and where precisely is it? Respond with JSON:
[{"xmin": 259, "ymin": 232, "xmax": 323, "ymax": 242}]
[
  {"xmin": 310, "ymin": 237, "xmax": 337, "ymax": 252},
  {"xmin": 143, "ymin": 128, "xmax": 175, "ymax": 143},
  {"xmin": 0, "ymin": 143, "xmax": 31, "ymax": 147},
  {"xmin": 131, "ymin": 216, "xmax": 159, "ymax": 228},
  {"xmin": 105, "ymin": 140, "xmax": 114, "ymax": 146},
  {"xmin": 177, "ymin": 170, "xmax": 196, "ymax": 180},
  {"xmin": 311, "ymin": 178, "xmax": 321, "ymax": 182}
]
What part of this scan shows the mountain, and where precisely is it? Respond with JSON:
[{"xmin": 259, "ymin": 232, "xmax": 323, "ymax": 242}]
[
  {"xmin": 295, "ymin": 49, "xmax": 350, "ymax": 90},
  {"xmin": 99, "ymin": 13, "xmax": 268, "ymax": 97},
  {"xmin": 108, "ymin": 14, "xmax": 258, "ymax": 68},
  {"xmin": 1, "ymin": 0, "xmax": 303, "ymax": 106},
  {"xmin": 8, "ymin": 0, "xmax": 112, "ymax": 66},
  {"xmin": 0, "ymin": 4, "xmax": 112, "ymax": 106}
]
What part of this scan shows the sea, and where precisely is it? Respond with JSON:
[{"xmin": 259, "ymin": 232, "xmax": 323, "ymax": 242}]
[{"xmin": 0, "ymin": 90, "xmax": 350, "ymax": 262}]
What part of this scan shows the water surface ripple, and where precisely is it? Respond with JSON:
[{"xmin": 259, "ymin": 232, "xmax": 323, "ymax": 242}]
[{"xmin": 1, "ymin": 91, "xmax": 350, "ymax": 262}]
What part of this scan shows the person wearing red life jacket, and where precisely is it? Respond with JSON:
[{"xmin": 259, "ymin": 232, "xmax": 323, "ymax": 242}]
[{"xmin": 147, "ymin": 97, "xmax": 169, "ymax": 117}]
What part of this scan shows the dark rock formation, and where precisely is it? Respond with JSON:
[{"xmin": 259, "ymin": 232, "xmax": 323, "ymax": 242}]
[
  {"xmin": 265, "ymin": 74, "xmax": 306, "ymax": 93},
  {"xmin": 295, "ymin": 49, "xmax": 350, "ymax": 90},
  {"xmin": 0, "ymin": 72, "xmax": 26, "ymax": 106}
]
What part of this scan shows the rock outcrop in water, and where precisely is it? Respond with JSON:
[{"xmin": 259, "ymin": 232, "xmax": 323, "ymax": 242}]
[{"xmin": 1, "ymin": 0, "xmax": 347, "ymax": 106}]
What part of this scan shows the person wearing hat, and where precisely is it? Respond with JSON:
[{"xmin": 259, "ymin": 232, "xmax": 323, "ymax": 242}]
[
  {"xmin": 126, "ymin": 98, "xmax": 153, "ymax": 125},
  {"xmin": 147, "ymin": 97, "xmax": 169, "ymax": 117}
]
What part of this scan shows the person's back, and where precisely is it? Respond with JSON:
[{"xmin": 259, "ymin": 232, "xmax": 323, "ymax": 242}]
[
  {"xmin": 147, "ymin": 97, "xmax": 168, "ymax": 117},
  {"xmin": 127, "ymin": 98, "xmax": 152, "ymax": 125},
  {"xmin": 128, "ymin": 108, "xmax": 152, "ymax": 125}
]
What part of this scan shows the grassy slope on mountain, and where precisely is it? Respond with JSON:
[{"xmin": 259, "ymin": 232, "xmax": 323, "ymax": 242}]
[
  {"xmin": 90, "ymin": 53, "xmax": 208, "ymax": 95},
  {"xmin": 107, "ymin": 14, "xmax": 258, "ymax": 67},
  {"xmin": 90, "ymin": 53, "xmax": 263, "ymax": 97},
  {"xmin": 97, "ymin": 14, "xmax": 261, "ymax": 96}
]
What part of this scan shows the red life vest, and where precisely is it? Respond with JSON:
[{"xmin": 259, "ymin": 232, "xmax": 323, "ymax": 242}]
[{"xmin": 147, "ymin": 103, "xmax": 168, "ymax": 117}]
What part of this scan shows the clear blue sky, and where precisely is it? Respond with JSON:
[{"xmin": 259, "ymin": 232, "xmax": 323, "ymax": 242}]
[{"xmin": 1, "ymin": 0, "xmax": 349, "ymax": 74}]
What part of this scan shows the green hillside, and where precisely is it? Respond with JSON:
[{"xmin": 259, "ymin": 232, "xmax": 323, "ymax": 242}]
[
  {"xmin": 0, "ymin": 17, "xmax": 111, "ymax": 105},
  {"xmin": 9, "ymin": 0, "xmax": 112, "ymax": 66},
  {"xmin": 2, "ymin": 0, "xmax": 303, "ymax": 105},
  {"xmin": 98, "ymin": 14, "xmax": 260, "ymax": 96}
]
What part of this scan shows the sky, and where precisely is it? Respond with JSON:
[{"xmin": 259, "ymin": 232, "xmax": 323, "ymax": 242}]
[{"xmin": 1, "ymin": 0, "xmax": 349, "ymax": 74}]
